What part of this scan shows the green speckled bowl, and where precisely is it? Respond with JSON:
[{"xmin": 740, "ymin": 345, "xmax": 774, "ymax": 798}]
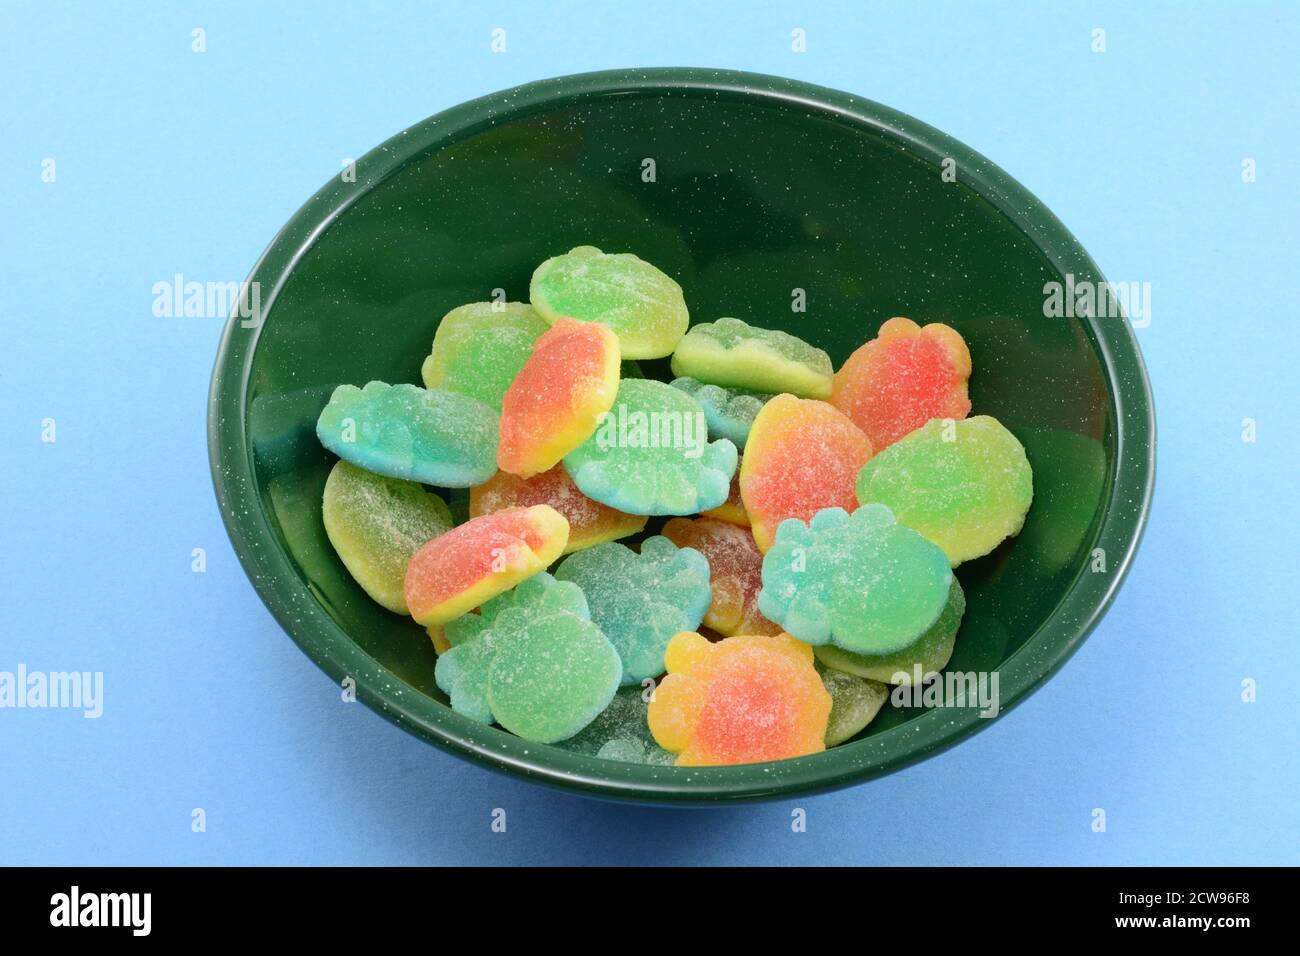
[{"xmin": 208, "ymin": 69, "xmax": 1154, "ymax": 803}]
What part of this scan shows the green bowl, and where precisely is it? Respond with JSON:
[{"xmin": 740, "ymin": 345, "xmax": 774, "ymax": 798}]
[{"xmin": 208, "ymin": 68, "xmax": 1154, "ymax": 803}]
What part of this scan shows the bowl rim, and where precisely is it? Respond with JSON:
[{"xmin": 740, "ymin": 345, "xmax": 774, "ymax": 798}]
[{"xmin": 208, "ymin": 67, "xmax": 1156, "ymax": 804}]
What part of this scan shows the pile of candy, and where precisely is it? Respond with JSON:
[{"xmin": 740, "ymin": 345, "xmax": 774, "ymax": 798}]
[{"xmin": 315, "ymin": 246, "xmax": 1033, "ymax": 767}]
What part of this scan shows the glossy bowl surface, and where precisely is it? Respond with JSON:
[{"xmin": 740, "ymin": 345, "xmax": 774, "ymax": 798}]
[{"xmin": 209, "ymin": 68, "xmax": 1155, "ymax": 803}]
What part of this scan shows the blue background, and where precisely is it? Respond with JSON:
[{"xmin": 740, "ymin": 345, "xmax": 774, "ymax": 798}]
[{"xmin": 2, "ymin": 1, "xmax": 1296, "ymax": 866}]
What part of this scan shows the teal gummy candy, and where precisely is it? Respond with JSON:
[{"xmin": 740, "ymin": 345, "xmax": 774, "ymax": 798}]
[
  {"xmin": 420, "ymin": 302, "xmax": 549, "ymax": 412},
  {"xmin": 563, "ymin": 378, "xmax": 738, "ymax": 516},
  {"xmin": 669, "ymin": 376, "xmax": 773, "ymax": 450},
  {"xmin": 555, "ymin": 686, "xmax": 675, "ymax": 765},
  {"xmin": 815, "ymin": 579, "xmax": 966, "ymax": 684},
  {"xmin": 555, "ymin": 536, "xmax": 711, "ymax": 685},
  {"xmin": 434, "ymin": 573, "xmax": 622, "ymax": 742},
  {"xmin": 316, "ymin": 381, "xmax": 498, "ymax": 487},
  {"xmin": 757, "ymin": 504, "xmax": 953, "ymax": 655},
  {"xmin": 817, "ymin": 662, "xmax": 890, "ymax": 747}
]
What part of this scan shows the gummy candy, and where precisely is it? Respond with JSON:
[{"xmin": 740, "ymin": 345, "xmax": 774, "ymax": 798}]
[
  {"xmin": 554, "ymin": 536, "xmax": 711, "ymax": 685},
  {"xmin": 815, "ymin": 579, "xmax": 966, "ymax": 684},
  {"xmin": 702, "ymin": 462, "xmax": 749, "ymax": 527},
  {"xmin": 470, "ymin": 465, "xmax": 647, "ymax": 554},
  {"xmin": 817, "ymin": 662, "xmax": 890, "ymax": 746},
  {"xmin": 420, "ymin": 302, "xmax": 549, "ymax": 412},
  {"xmin": 428, "ymin": 626, "xmax": 451, "ymax": 655},
  {"xmin": 855, "ymin": 416, "xmax": 1033, "ymax": 566},
  {"xmin": 316, "ymin": 381, "xmax": 498, "ymax": 487},
  {"xmin": 321, "ymin": 460, "xmax": 453, "ymax": 614},
  {"xmin": 648, "ymin": 632, "xmax": 832, "ymax": 766},
  {"xmin": 434, "ymin": 573, "xmax": 621, "ymax": 741},
  {"xmin": 740, "ymin": 394, "xmax": 874, "ymax": 552},
  {"xmin": 830, "ymin": 317, "xmax": 972, "ymax": 451},
  {"xmin": 554, "ymin": 686, "xmax": 675, "ymax": 765},
  {"xmin": 563, "ymin": 378, "xmax": 738, "ymax": 516},
  {"xmin": 670, "ymin": 317, "xmax": 833, "ymax": 399},
  {"xmin": 529, "ymin": 245, "xmax": 689, "ymax": 360},
  {"xmin": 669, "ymin": 376, "xmax": 772, "ymax": 450},
  {"xmin": 661, "ymin": 517, "xmax": 780, "ymax": 637},
  {"xmin": 498, "ymin": 317, "xmax": 620, "ymax": 479},
  {"xmin": 403, "ymin": 505, "xmax": 569, "ymax": 626},
  {"xmin": 757, "ymin": 504, "xmax": 952, "ymax": 655}
]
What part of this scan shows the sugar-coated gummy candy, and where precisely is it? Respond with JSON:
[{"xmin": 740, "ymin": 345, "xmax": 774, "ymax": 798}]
[
  {"xmin": 702, "ymin": 461, "xmax": 749, "ymax": 527},
  {"xmin": 470, "ymin": 465, "xmax": 647, "ymax": 555},
  {"xmin": 321, "ymin": 461, "xmax": 453, "ymax": 614},
  {"xmin": 758, "ymin": 504, "xmax": 953, "ymax": 655},
  {"xmin": 434, "ymin": 573, "xmax": 622, "ymax": 741},
  {"xmin": 420, "ymin": 302, "xmax": 549, "ymax": 412},
  {"xmin": 555, "ymin": 686, "xmax": 675, "ymax": 765},
  {"xmin": 831, "ymin": 317, "xmax": 972, "ymax": 450},
  {"xmin": 669, "ymin": 376, "xmax": 772, "ymax": 449},
  {"xmin": 529, "ymin": 245, "xmax": 689, "ymax": 360},
  {"xmin": 563, "ymin": 378, "xmax": 738, "ymax": 516},
  {"xmin": 815, "ymin": 579, "xmax": 966, "ymax": 684},
  {"xmin": 740, "ymin": 394, "xmax": 874, "ymax": 552},
  {"xmin": 856, "ymin": 415, "xmax": 1033, "ymax": 566},
  {"xmin": 316, "ymin": 381, "xmax": 499, "ymax": 487},
  {"xmin": 403, "ymin": 505, "xmax": 569, "ymax": 626},
  {"xmin": 648, "ymin": 632, "xmax": 832, "ymax": 766},
  {"xmin": 428, "ymin": 626, "xmax": 451, "ymax": 655},
  {"xmin": 670, "ymin": 317, "xmax": 834, "ymax": 399},
  {"xmin": 661, "ymin": 517, "xmax": 780, "ymax": 637},
  {"xmin": 497, "ymin": 317, "xmax": 621, "ymax": 479},
  {"xmin": 817, "ymin": 662, "xmax": 890, "ymax": 747},
  {"xmin": 555, "ymin": 536, "xmax": 711, "ymax": 685}
]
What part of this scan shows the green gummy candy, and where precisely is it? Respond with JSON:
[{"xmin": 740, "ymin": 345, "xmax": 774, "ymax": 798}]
[
  {"xmin": 817, "ymin": 663, "xmax": 890, "ymax": 747},
  {"xmin": 555, "ymin": 686, "xmax": 674, "ymax": 765},
  {"xmin": 563, "ymin": 378, "xmax": 738, "ymax": 516},
  {"xmin": 670, "ymin": 317, "xmax": 833, "ymax": 399},
  {"xmin": 529, "ymin": 245, "xmax": 689, "ymax": 360},
  {"xmin": 669, "ymin": 376, "xmax": 772, "ymax": 449},
  {"xmin": 321, "ymin": 461, "xmax": 453, "ymax": 614},
  {"xmin": 420, "ymin": 302, "xmax": 549, "ymax": 412},
  {"xmin": 815, "ymin": 579, "xmax": 966, "ymax": 684},
  {"xmin": 856, "ymin": 416, "xmax": 1034, "ymax": 566},
  {"xmin": 316, "ymin": 381, "xmax": 499, "ymax": 487}
]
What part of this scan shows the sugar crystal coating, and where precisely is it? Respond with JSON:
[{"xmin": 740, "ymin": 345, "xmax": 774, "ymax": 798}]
[
  {"xmin": 554, "ymin": 686, "xmax": 674, "ymax": 765},
  {"xmin": 670, "ymin": 317, "xmax": 833, "ymax": 398},
  {"xmin": 563, "ymin": 378, "xmax": 737, "ymax": 516},
  {"xmin": 648, "ymin": 632, "xmax": 831, "ymax": 766},
  {"xmin": 403, "ymin": 505, "xmax": 569, "ymax": 626},
  {"xmin": 322, "ymin": 460, "xmax": 453, "ymax": 614},
  {"xmin": 702, "ymin": 460, "xmax": 750, "ymax": 527},
  {"xmin": 740, "ymin": 394, "xmax": 874, "ymax": 552},
  {"xmin": 855, "ymin": 415, "xmax": 1033, "ymax": 566},
  {"xmin": 420, "ymin": 302, "xmax": 550, "ymax": 412},
  {"xmin": 662, "ymin": 516, "xmax": 781, "ymax": 637},
  {"xmin": 669, "ymin": 376, "xmax": 772, "ymax": 449},
  {"xmin": 530, "ymin": 245, "xmax": 689, "ymax": 359},
  {"xmin": 817, "ymin": 662, "xmax": 890, "ymax": 746},
  {"xmin": 316, "ymin": 381, "xmax": 499, "ymax": 487},
  {"xmin": 555, "ymin": 536, "xmax": 711, "ymax": 685},
  {"xmin": 757, "ymin": 504, "xmax": 953, "ymax": 655}
]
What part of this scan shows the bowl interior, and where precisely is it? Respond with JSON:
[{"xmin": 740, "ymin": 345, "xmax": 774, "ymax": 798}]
[{"xmin": 224, "ymin": 72, "xmax": 1141, "ymax": 799}]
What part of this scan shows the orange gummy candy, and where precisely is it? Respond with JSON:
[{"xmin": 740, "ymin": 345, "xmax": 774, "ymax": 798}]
[
  {"xmin": 701, "ymin": 459, "xmax": 749, "ymax": 527},
  {"xmin": 661, "ymin": 517, "xmax": 780, "ymax": 637}
]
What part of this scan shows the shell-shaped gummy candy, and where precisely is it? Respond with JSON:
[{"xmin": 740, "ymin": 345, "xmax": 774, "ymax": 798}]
[
  {"xmin": 757, "ymin": 504, "xmax": 953, "ymax": 655},
  {"xmin": 434, "ymin": 573, "xmax": 622, "ymax": 741},
  {"xmin": 831, "ymin": 317, "xmax": 972, "ymax": 451},
  {"xmin": 817, "ymin": 663, "xmax": 890, "ymax": 747},
  {"xmin": 470, "ymin": 465, "xmax": 647, "ymax": 555},
  {"xmin": 815, "ymin": 579, "xmax": 966, "ymax": 684},
  {"xmin": 669, "ymin": 376, "xmax": 772, "ymax": 450},
  {"xmin": 563, "ymin": 378, "xmax": 738, "ymax": 516},
  {"xmin": 498, "ymin": 317, "xmax": 621, "ymax": 478},
  {"xmin": 316, "ymin": 381, "xmax": 499, "ymax": 487},
  {"xmin": 554, "ymin": 686, "xmax": 675, "ymax": 765},
  {"xmin": 648, "ymin": 632, "xmax": 831, "ymax": 766},
  {"xmin": 670, "ymin": 317, "xmax": 833, "ymax": 399},
  {"xmin": 855, "ymin": 416, "xmax": 1033, "ymax": 566},
  {"xmin": 740, "ymin": 394, "xmax": 874, "ymax": 552},
  {"xmin": 420, "ymin": 302, "xmax": 549, "ymax": 412},
  {"xmin": 403, "ymin": 505, "xmax": 569, "ymax": 626},
  {"xmin": 322, "ymin": 461, "xmax": 453, "ymax": 614},
  {"xmin": 554, "ymin": 536, "xmax": 712, "ymax": 686},
  {"xmin": 529, "ymin": 245, "xmax": 689, "ymax": 360},
  {"xmin": 661, "ymin": 517, "xmax": 781, "ymax": 637}
]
